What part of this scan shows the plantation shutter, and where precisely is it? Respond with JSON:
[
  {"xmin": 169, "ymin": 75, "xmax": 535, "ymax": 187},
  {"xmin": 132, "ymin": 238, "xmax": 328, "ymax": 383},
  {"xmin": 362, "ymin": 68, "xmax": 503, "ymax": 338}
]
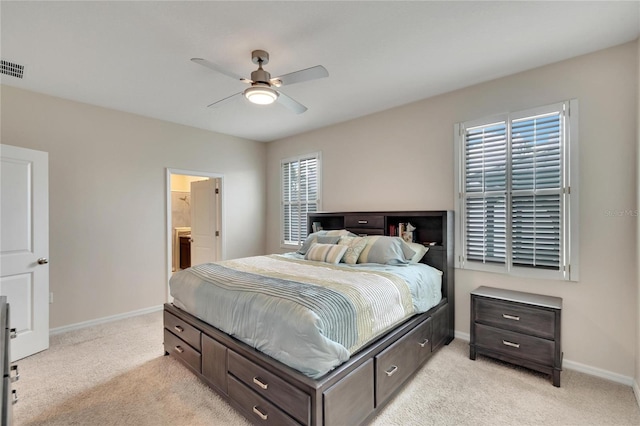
[
  {"xmin": 511, "ymin": 112, "xmax": 562, "ymax": 269},
  {"xmin": 464, "ymin": 122, "xmax": 507, "ymax": 265},
  {"xmin": 282, "ymin": 154, "xmax": 320, "ymax": 246},
  {"xmin": 458, "ymin": 101, "xmax": 573, "ymax": 278}
]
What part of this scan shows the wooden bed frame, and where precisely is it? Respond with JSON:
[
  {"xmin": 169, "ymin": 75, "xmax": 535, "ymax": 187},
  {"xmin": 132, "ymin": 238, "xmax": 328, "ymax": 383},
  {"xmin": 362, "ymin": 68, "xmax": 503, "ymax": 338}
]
[{"xmin": 164, "ymin": 210, "xmax": 454, "ymax": 425}]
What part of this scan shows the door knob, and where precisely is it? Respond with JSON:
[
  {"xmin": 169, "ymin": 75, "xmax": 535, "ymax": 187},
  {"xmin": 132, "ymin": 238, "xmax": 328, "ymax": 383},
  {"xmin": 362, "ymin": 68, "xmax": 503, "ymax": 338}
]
[{"xmin": 37, "ymin": 258, "xmax": 49, "ymax": 265}]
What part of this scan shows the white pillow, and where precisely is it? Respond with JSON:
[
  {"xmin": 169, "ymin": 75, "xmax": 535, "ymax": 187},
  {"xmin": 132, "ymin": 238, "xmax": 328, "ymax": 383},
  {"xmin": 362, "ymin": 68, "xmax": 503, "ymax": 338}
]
[{"xmin": 405, "ymin": 242, "xmax": 429, "ymax": 263}]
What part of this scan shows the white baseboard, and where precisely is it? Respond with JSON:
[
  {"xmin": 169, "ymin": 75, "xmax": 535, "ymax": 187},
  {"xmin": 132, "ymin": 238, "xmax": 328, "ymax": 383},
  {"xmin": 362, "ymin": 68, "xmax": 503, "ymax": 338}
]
[
  {"xmin": 455, "ymin": 331, "xmax": 470, "ymax": 341},
  {"xmin": 50, "ymin": 305, "xmax": 164, "ymax": 336},
  {"xmin": 453, "ymin": 331, "xmax": 636, "ymax": 388},
  {"xmin": 562, "ymin": 358, "xmax": 634, "ymax": 387}
]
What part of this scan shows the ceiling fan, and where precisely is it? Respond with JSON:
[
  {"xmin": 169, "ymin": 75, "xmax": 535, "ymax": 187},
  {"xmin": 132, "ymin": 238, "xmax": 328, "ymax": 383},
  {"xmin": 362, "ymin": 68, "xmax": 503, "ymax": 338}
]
[{"xmin": 191, "ymin": 50, "xmax": 329, "ymax": 114}]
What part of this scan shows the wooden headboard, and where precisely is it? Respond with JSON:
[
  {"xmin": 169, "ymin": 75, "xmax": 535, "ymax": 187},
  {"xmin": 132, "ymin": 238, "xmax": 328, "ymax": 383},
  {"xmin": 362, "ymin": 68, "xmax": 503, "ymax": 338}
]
[{"xmin": 307, "ymin": 210, "xmax": 454, "ymax": 333}]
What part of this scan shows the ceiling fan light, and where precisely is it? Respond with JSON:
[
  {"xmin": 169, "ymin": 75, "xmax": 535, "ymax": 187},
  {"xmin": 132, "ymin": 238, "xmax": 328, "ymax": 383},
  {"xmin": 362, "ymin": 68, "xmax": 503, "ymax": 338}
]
[{"xmin": 244, "ymin": 86, "xmax": 278, "ymax": 105}]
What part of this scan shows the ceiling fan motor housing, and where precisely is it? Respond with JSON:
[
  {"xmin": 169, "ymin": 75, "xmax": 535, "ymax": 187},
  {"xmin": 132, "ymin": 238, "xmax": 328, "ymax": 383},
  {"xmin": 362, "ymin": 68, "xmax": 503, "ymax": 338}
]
[
  {"xmin": 251, "ymin": 67, "xmax": 271, "ymax": 85},
  {"xmin": 250, "ymin": 50, "xmax": 272, "ymax": 85}
]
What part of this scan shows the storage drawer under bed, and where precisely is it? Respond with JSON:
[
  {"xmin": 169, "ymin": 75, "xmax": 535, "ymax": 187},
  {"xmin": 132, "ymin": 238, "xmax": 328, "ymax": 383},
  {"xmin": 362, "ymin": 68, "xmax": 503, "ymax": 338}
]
[
  {"xmin": 164, "ymin": 310, "xmax": 201, "ymax": 351},
  {"xmin": 228, "ymin": 375, "xmax": 300, "ymax": 426},
  {"xmin": 228, "ymin": 350, "xmax": 310, "ymax": 425},
  {"xmin": 375, "ymin": 316, "xmax": 432, "ymax": 406},
  {"xmin": 163, "ymin": 328, "xmax": 201, "ymax": 374}
]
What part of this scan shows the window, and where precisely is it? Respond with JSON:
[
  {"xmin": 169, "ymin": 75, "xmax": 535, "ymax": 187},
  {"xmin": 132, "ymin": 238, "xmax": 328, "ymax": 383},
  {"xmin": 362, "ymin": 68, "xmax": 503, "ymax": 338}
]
[
  {"xmin": 281, "ymin": 152, "xmax": 321, "ymax": 248},
  {"xmin": 454, "ymin": 101, "xmax": 579, "ymax": 280}
]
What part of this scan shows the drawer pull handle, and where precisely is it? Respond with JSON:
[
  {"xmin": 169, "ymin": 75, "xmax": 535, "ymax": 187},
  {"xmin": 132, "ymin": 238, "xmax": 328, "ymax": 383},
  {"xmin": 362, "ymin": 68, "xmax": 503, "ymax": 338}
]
[
  {"xmin": 174, "ymin": 345, "xmax": 185, "ymax": 354},
  {"xmin": 358, "ymin": 220, "xmax": 368, "ymax": 224},
  {"xmin": 385, "ymin": 365, "xmax": 398, "ymax": 377},
  {"xmin": 253, "ymin": 377, "xmax": 268, "ymax": 390},
  {"xmin": 252, "ymin": 405, "xmax": 268, "ymax": 420},
  {"xmin": 10, "ymin": 364, "xmax": 19, "ymax": 382},
  {"xmin": 502, "ymin": 340, "xmax": 520, "ymax": 349},
  {"xmin": 174, "ymin": 325, "xmax": 184, "ymax": 333},
  {"xmin": 10, "ymin": 328, "xmax": 16, "ymax": 339},
  {"xmin": 502, "ymin": 314, "xmax": 520, "ymax": 321},
  {"xmin": 419, "ymin": 338, "xmax": 429, "ymax": 348}
]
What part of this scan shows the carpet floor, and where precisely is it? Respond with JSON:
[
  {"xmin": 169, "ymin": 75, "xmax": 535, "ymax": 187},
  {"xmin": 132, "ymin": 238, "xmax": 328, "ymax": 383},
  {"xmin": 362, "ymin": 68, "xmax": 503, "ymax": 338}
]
[{"xmin": 11, "ymin": 310, "xmax": 640, "ymax": 425}]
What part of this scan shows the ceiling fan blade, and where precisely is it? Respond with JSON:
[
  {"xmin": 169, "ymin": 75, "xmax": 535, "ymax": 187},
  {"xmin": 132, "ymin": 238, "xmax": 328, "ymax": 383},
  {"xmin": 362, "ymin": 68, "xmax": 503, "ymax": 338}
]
[
  {"xmin": 271, "ymin": 65, "xmax": 328, "ymax": 87},
  {"xmin": 191, "ymin": 58, "xmax": 251, "ymax": 83},
  {"xmin": 276, "ymin": 91, "xmax": 308, "ymax": 114},
  {"xmin": 206, "ymin": 92, "xmax": 243, "ymax": 108}
]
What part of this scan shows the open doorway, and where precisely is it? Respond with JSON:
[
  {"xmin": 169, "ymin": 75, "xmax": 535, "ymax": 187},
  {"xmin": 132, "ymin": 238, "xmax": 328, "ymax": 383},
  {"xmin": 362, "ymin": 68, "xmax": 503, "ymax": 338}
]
[{"xmin": 166, "ymin": 168, "xmax": 224, "ymax": 300}]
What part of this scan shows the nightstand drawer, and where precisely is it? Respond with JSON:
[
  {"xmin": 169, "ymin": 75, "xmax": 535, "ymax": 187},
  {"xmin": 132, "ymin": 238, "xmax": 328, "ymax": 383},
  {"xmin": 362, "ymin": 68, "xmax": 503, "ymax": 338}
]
[
  {"xmin": 474, "ymin": 298, "xmax": 556, "ymax": 340},
  {"xmin": 475, "ymin": 324, "xmax": 555, "ymax": 366}
]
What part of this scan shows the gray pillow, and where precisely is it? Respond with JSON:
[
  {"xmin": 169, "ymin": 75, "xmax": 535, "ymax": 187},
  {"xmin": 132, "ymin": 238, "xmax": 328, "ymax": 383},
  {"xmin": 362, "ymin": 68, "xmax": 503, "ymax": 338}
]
[
  {"xmin": 357, "ymin": 236, "xmax": 416, "ymax": 265},
  {"xmin": 297, "ymin": 230, "xmax": 353, "ymax": 255},
  {"xmin": 317, "ymin": 236, "xmax": 341, "ymax": 244}
]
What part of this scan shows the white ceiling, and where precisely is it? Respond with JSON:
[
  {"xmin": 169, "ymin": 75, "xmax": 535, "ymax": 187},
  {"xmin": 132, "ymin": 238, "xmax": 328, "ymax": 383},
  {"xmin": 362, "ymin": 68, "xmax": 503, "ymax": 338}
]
[{"xmin": 1, "ymin": 1, "xmax": 639, "ymax": 142}]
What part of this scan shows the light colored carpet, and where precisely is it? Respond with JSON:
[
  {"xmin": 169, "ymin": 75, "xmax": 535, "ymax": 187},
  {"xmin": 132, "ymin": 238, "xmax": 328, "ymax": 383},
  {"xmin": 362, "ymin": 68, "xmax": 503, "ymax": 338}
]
[{"xmin": 12, "ymin": 310, "xmax": 640, "ymax": 426}]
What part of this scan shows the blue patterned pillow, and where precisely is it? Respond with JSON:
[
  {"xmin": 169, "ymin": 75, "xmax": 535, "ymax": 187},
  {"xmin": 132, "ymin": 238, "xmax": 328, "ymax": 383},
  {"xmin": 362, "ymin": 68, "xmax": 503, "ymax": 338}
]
[{"xmin": 338, "ymin": 236, "xmax": 367, "ymax": 264}]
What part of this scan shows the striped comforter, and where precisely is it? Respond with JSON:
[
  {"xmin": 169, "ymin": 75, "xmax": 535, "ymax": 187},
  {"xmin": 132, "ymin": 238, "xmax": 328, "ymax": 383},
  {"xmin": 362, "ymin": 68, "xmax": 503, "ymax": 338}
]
[{"xmin": 170, "ymin": 254, "xmax": 441, "ymax": 378}]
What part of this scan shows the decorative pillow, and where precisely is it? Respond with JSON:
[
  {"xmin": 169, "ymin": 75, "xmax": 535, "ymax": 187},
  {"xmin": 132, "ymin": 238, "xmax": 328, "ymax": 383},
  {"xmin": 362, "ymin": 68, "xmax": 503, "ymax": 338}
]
[
  {"xmin": 338, "ymin": 236, "xmax": 367, "ymax": 264},
  {"xmin": 405, "ymin": 242, "xmax": 429, "ymax": 263},
  {"xmin": 357, "ymin": 236, "xmax": 416, "ymax": 265},
  {"xmin": 304, "ymin": 243, "xmax": 348, "ymax": 264},
  {"xmin": 297, "ymin": 230, "xmax": 352, "ymax": 255}
]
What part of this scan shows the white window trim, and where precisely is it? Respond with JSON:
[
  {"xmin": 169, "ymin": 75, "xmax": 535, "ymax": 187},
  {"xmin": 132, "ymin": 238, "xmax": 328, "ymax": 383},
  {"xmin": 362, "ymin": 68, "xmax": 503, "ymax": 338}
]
[
  {"xmin": 454, "ymin": 100, "xmax": 579, "ymax": 281},
  {"xmin": 280, "ymin": 152, "xmax": 322, "ymax": 250}
]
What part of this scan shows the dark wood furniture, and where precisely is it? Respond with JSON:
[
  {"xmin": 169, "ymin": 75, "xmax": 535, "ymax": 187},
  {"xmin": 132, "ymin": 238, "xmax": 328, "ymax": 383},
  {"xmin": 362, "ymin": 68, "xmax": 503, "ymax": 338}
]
[
  {"xmin": 164, "ymin": 210, "xmax": 454, "ymax": 425},
  {"xmin": 179, "ymin": 235, "xmax": 191, "ymax": 270},
  {"xmin": 1, "ymin": 296, "xmax": 17, "ymax": 425},
  {"xmin": 469, "ymin": 286, "xmax": 562, "ymax": 387}
]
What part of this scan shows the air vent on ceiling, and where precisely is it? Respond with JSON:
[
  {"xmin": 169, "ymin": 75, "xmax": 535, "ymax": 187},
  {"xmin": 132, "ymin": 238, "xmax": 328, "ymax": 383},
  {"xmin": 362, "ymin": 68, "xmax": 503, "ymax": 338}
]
[{"xmin": 1, "ymin": 60, "xmax": 25, "ymax": 79}]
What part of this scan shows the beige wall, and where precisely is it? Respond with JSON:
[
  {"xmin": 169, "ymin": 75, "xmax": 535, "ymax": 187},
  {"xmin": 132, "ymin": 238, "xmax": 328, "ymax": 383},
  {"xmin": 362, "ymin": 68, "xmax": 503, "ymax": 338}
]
[
  {"xmin": 1, "ymin": 86, "xmax": 267, "ymax": 328},
  {"xmin": 267, "ymin": 41, "xmax": 639, "ymax": 378}
]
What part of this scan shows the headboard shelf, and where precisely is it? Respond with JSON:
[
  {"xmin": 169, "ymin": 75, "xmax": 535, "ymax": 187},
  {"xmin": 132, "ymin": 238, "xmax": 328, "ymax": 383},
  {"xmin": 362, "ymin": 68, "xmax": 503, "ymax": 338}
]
[{"xmin": 307, "ymin": 210, "xmax": 451, "ymax": 247}]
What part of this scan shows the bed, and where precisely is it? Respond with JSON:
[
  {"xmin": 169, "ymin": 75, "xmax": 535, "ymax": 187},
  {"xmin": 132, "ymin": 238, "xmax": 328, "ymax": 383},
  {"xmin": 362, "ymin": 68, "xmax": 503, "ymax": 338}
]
[{"xmin": 164, "ymin": 210, "xmax": 454, "ymax": 426}]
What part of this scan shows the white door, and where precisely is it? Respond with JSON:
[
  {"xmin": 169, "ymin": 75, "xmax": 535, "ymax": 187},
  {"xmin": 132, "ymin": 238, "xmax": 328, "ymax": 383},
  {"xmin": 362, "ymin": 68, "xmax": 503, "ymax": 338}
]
[
  {"xmin": 0, "ymin": 144, "xmax": 49, "ymax": 361},
  {"xmin": 190, "ymin": 178, "xmax": 220, "ymax": 266}
]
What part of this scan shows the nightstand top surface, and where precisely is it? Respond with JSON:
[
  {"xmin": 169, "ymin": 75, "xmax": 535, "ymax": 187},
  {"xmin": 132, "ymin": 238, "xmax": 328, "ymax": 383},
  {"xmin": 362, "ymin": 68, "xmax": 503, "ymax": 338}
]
[{"xmin": 471, "ymin": 286, "xmax": 562, "ymax": 310}]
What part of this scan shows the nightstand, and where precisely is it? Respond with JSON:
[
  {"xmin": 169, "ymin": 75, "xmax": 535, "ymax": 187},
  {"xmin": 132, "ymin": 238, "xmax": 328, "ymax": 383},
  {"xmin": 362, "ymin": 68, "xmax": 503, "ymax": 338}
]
[{"xmin": 470, "ymin": 286, "xmax": 562, "ymax": 387}]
